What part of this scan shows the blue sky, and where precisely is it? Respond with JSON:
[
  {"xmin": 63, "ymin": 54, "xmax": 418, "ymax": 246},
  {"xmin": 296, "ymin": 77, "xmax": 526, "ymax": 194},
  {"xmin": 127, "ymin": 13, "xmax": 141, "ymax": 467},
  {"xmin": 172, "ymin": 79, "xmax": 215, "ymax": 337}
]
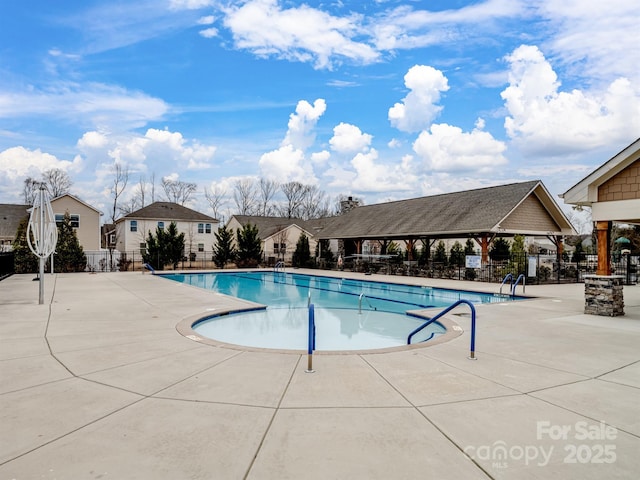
[{"xmin": 1, "ymin": 0, "xmax": 638, "ymax": 225}]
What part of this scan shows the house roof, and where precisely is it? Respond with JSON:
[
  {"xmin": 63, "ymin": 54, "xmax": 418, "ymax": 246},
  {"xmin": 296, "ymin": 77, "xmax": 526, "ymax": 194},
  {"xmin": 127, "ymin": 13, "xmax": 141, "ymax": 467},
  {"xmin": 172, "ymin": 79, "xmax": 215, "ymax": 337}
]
[
  {"xmin": 561, "ymin": 137, "xmax": 640, "ymax": 206},
  {"xmin": 117, "ymin": 202, "xmax": 217, "ymax": 223},
  {"xmin": 314, "ymin": 180, "xmax": 574, "ymax": 240},
  {"xmin": 51, "ymin": 193, "xmax": 103, "ymax": 215},
  {"xmin": 228, "ymin": 215, "xmax": 314, "ymax": 240},
  {"xmin": 0, "ymin": 204, "xmax": 30, "ymax": 239}
]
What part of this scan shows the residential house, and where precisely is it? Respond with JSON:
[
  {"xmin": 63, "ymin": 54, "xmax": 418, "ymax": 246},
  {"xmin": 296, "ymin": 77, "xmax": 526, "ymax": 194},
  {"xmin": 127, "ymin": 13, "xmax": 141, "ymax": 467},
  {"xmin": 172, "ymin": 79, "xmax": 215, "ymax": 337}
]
[
  {"xmin": 0, "ymin": 204, "xmax": 30, "ymax": 251},
  {"xmin": 50, "ymin": 194, "xmax": 103, "ymax": 252},
  {"xmin": 115, "ymin": 202, "xmax": 218, "ymax": 257},
  {"xmin": 226, "ymin": 215, "xmax": 318, "ymax": 266}
]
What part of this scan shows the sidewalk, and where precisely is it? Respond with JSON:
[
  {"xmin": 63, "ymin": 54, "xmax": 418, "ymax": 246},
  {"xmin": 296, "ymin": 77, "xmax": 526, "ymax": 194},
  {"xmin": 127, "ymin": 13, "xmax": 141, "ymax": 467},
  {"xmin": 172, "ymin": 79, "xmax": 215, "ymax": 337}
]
[{"xmin": 1, "ymin": 271, "xmax": 639, "ymax": 479}]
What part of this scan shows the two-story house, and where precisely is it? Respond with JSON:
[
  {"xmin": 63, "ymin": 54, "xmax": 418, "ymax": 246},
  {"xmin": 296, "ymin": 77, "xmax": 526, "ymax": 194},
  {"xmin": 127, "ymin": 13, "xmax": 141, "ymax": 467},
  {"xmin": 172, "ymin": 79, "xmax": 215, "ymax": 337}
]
[{"xmin": 115, "ymin": 202, "xmax": 219, "ymax": 257}]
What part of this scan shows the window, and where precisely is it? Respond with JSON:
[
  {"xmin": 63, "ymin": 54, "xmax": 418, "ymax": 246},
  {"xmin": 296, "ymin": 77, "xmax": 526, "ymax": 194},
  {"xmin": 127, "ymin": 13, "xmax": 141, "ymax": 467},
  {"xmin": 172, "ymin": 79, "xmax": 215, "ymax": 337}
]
[
  {"xmin": 109, "ymin": 234, "xmax": 116, "ymax": 245},
  {"xmin": 55, "ymin": 214, "xmax": 79, "ymax": 228},
  {"xmin": 274, "ymin": 242, "xmax": 286, "ymax": 254},
  {"xmin": 157, "ymin": 221, "xmax": 164, "ymax": 230},
  {"xmin": 139, "ymin": 242, "xmax": 146, "ymax": 254},
  {"xmin": 130, "ymin": 220, "xmax": 138, "ymax": 232},
  {"xmin": 198, "ymin": 243, "xmax": 204, "ymax": 252},
  {"xmin": 205, "ymin": 223, "xmax": 212, "ymax": 234},
  {"xmin": 198, "ymin": 223, "xmax": 204, "ymax": 234}
]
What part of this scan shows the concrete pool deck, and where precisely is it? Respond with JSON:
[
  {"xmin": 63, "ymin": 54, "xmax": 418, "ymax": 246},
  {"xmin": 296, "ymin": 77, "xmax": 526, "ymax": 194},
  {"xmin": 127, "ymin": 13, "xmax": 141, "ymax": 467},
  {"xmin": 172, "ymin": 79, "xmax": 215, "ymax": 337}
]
[{"xmin": 1, "ymin": 270, "xmax": 639, "ymax": 479}]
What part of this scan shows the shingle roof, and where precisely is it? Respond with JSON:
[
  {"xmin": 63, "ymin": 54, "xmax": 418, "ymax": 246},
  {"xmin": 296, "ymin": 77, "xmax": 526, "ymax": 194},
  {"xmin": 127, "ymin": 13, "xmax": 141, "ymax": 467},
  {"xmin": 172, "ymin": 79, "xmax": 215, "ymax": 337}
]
[
  {"xmin": 0, "ymin": 204, "xmax": 30, "ymax": 240},
  {"xmin": 230, "ymin": 215, "xmax": 313, "ymax": 240},
  {"xmin": 118, "ymin": 202, "xmax": 217, "ymax": 223},
  {"xmin": 315, "ymin": 180, "xmax": 571, "ymax": 240}
]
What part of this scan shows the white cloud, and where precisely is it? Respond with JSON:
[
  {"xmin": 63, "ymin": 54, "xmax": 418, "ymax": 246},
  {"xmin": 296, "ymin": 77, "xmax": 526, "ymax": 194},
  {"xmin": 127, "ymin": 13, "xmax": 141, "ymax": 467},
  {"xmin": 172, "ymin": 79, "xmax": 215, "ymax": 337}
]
[
  {"xmin": 282, "ymin": 99, "xmax": 327, "ymax": 151},
  {"xmin": 220, "ymin": 0, "xmax": 379, "ymax": 69},
  {"xmin": 259, "ymin": 144, "xmax": 315, "ymax": 184},
  {"xmin": 0, "ymin": 82, "xmax": 168, "ymax": 131},
  {"xmin": 501, "ymin": 45, "xmax": 640, "ymax": 155},
  {"xmin": 349, "ymin": 148, "xmax": 417, "ymax": 192},
  {"xmin": 0, "ymin": 146, "xmax": 83, "ymax": 200},
  {"xmin": 197, "ymin": 15, "xmax": 215, "ymax": 25},
  {"xmin": 77, "ymin": 131, "xmax": 109, "ymax": 150},
  {"xmin": 537, "ymin": 0, "xmax": 640, "ymax": 83},
  {"xmin": 329, "ymin": 123, "xmax": 372, "ymax": 153},
  {"xmin": 170, "ymin": 0, "xmax": 213, "ymax": 10},
  {"xmin": 413, "ymin": 123, "xmax": 507, "ymax": 172},
  {"xmin": 311, "ymin": 150, "xmax": 330, "ymax": 165},
  {"xmin": 199, "ymin": 27, "xmax": 218, "ymax": 38},
  {"xmin": 388, "ymin": 65, "xmax": 449, "ymax": 133}
]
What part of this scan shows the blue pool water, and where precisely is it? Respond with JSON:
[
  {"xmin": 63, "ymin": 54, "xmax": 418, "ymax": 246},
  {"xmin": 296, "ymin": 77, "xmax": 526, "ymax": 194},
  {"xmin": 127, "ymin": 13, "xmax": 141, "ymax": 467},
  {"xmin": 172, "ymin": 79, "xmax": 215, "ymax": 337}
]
[{"xmin": 164, "ymin": 271, "xmax": 516, "ymax": 351}]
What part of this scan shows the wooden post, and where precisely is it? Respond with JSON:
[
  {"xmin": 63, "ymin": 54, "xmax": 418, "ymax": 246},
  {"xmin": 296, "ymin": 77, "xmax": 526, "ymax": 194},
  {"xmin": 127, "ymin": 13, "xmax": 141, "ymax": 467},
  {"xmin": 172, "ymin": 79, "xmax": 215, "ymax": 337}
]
[{"xmin": 595, "ymin": 221, "xmax": 612, "ymax": 276}]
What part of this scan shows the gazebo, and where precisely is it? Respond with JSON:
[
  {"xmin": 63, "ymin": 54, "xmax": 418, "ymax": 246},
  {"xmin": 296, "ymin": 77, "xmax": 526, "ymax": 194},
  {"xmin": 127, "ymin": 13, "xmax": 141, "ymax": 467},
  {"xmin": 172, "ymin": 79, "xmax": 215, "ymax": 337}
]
[
  {"xmin": 561, "ymin": 137, "xmax": 640, "ymax": 316},
  {"xmin": 315, "ymin": 180, "xmax": 574, "ymax": 268}
]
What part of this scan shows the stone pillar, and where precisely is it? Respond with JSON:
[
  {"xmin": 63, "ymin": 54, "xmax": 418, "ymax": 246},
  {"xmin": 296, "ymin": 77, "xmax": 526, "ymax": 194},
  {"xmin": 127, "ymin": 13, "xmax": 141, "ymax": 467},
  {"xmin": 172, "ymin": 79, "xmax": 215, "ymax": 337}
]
[{"xmin": 584, "ymin": 275, "xmax": 624, "ymax": 316}]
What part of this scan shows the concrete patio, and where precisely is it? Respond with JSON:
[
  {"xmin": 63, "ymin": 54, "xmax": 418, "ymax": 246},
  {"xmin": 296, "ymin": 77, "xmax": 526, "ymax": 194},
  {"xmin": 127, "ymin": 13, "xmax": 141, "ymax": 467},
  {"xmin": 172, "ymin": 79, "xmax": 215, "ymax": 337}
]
[{"xmin": 1, "ymin": 270, "xmax": 639, "ymax": 479}]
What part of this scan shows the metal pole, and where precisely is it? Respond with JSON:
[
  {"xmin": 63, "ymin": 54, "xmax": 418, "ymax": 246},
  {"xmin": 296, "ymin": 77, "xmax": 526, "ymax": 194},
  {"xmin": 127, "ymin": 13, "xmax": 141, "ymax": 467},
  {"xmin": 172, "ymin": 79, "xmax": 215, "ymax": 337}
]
[
  {"xmin": 38, "ymin": 187, "xmax": 45, "ymax": 305},
  {"xmin": 306, "ymin": 304, "xmax": 315, "ymax": 373}
]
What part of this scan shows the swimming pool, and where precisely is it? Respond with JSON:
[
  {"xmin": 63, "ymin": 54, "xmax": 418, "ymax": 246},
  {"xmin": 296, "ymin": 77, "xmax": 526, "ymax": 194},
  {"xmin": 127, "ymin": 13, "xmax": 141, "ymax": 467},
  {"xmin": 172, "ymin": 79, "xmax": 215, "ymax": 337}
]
[{"xmin": 165, "ymin": 271, "xmax": 518, "ymax": 351}]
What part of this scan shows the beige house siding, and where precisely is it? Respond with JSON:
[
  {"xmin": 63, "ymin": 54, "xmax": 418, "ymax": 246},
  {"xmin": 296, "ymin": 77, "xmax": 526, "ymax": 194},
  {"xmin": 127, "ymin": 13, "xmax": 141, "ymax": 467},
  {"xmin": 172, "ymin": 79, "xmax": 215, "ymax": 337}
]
[
  {"xmin": 115, "ymin": 219, "xmax": 217, "ymax": 254},
  {"xmin": 51, "ymin": 195, "xmax": 101, "ymax": 251},
  {"xmin": 499, "ymin": 195, "xmax": 561, "ymax": 232},
  {"xmin": 597, "ymin": 159, "xmax": 640, "ymax": 202}
]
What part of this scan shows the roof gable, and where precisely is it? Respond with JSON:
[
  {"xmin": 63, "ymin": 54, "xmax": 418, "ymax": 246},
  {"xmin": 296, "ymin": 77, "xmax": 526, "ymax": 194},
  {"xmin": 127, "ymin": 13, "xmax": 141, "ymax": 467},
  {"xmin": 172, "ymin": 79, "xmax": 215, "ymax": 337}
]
[
  {"xmin": 51, "ymin": 194, "xmax": 102, "ymax": 214},
  {"xmin": 562, "ymin": 137, "xmax": 640, "ymax": 205},
  {"xmin": 119, "ymin": 202, "xmax": 217, "ymax": 223},
  {"xmin": 316, "ymin": 180, "xmax": 573, "ymax": 239},
  {"xmin": 228, "ymin": 215, "xmax": 312, "ymax": 240}
]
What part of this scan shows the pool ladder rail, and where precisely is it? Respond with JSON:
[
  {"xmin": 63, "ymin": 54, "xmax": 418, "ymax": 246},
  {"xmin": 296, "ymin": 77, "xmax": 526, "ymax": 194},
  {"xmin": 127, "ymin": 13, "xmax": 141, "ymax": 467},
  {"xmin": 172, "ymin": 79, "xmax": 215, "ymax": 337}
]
[
  {"xmin": 499, "ymin": 273, "xmax": 526, "ymax": 296},
  {"xmin": 407, "ymin": 299, "xmax": 478, "ymax": 359},
  {"xmin": 274, "ymin": 261, "xmax": 285, "ymax": 273}
]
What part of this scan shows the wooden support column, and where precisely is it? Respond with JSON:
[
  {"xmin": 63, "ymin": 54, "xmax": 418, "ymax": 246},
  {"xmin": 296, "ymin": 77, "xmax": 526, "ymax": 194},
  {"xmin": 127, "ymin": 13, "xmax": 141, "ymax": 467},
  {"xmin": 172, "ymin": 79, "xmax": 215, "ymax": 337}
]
[
  {"xmin": 404, "ymin": 238, "xmax": 416, "ymax": 261},
  {"xmin": 474, "ymin": 235, "xmax": 490, "ymax": 264},
  {"xmin": 355, "ymin": 239, "xmax": 362, "ymax": 255},
  {"xmin": 595, "ymin": 221, "xmax": 612, "ymax": 276}
]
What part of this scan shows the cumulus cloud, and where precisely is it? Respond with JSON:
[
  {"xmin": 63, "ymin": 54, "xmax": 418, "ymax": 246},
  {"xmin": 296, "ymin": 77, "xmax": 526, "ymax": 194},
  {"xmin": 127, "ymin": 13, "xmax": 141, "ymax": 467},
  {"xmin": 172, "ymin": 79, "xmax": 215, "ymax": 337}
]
[
  {"xmin": 311, "ymin": 150, "xmax": 330, "ymax": 165},
  {"xmin": 282, "ymin": 99, "xmax": 327, "ymax": 151},
  {"xmin": 220, "ymin": 0, "xmax": 378, "ymax": 69},
  {"xmin": 413, "ymin": 122, "xmax": 507, "ymax": 173},
  {"xmin": 501, "ymin": 45, "xmax": 640, "ymax": 155},
  {"xmin": 0, "ymin": 82, "xmax": 168, "ymax": 131},
  {"xmin": 259, "ymin": 144, "xmax": 315, "ymax": 183},
  {"xmin": 388, "ymin": 65, "xmax": 449, "ymax": 133},
  {"xmin": 349, "ymin": 149, "xmax": 417, "ymax": 192},
  {"xmin": 329, "ymin": 123, "xmax": 372, "ymax": 153},
  {"xmin": 0, "ymin": 146, "xmax": 83, "ymax": 200}
]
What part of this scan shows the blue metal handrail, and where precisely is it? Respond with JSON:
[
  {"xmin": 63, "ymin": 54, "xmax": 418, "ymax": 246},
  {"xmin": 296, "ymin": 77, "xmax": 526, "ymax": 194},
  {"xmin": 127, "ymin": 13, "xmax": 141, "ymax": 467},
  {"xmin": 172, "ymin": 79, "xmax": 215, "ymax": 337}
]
[
  {"xmin": 143, "ymin": 263, "xmax": 156, "ymax": 274},
  {"xmin": 512, "ymin": 274, "xmax": 525, "ymax": 295},
  {"xmin": 306, "ymin": 303, "xmax": 316, "ymax": 372},
  {"xmin": 407, "ymin": 299, "xmax": 477, "ymax": 359},
  {"xmin": 274, "ymin": 261, "xmax": 285, "ymax": 273},
  {"xmin": 499, "ymin": 273, "xmax": 513, "ymax": 295}
]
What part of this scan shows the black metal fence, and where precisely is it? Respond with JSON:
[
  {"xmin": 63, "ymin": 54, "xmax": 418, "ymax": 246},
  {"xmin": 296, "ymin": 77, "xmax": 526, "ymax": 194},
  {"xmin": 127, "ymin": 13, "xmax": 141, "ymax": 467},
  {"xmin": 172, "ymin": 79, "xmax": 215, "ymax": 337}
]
[
  {"xmin": 0, "ymin": 252, "xmax": 15, "ymax": 280},
  {"xmin": 343, "ymin": 252, "xmax": 638, "ymax": 286},
  {"xmin": 4, "ymin": 249, "xmax": 638, "ymax": 286}
]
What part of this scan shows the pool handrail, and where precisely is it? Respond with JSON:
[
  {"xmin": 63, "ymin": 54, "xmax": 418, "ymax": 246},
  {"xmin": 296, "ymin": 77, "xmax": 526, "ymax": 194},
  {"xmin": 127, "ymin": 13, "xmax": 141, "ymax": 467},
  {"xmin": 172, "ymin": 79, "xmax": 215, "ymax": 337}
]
[
  {"xmin": 306, "ymin": 303, "xmax": 316, "ymax": 373},
  {"xmin": 407, "ymin": 299, "xmax": 477, "ymax": 359},
  {"xmin": 499, "ymin": 273, "xmax": 513, "ymax": 295},
  {"xmin": 512, "ymin": 274, "xmax": 526, "ymax": 295},
  {"xmin": 143, "ymin": 263, "xmax": 156, "ymax": 274},
  {"xmin": 274, "ymin": 261, "xmax": 285, "ymax": 273}
]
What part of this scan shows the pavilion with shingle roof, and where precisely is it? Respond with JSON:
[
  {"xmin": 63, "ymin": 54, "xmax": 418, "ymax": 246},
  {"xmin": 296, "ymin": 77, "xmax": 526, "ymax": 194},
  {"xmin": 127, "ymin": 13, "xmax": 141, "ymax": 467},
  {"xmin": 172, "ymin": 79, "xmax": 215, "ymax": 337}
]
[{"xmin": 315, "ymin": 180, "xmax": 574, "ymax": 262}]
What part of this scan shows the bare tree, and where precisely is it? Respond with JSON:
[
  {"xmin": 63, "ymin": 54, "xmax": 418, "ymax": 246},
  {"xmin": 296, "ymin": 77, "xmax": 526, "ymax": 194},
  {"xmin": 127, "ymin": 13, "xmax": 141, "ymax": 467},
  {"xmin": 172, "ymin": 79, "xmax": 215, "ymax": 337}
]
[
  {"xmin": 204, "ymin": 184, "xmax": 227, "ymax": 221},
  {"xmin": 233, "ymin": 178, "xmax": 258, "ymax": 215},
  {"xmin": 300, "ymin": 185, "xmax": 331, "ymax": 219},
  {"xmin": 109, "ymin": 163, "xmax": 129, "ymax": 270},
  {"xmin": 150, "ymin": 172, "xmax": 156, "ymax": 203},
  {"xmin": 258, "ymin": 178, "xmax": 279, "ymax": 216},
  {"xmin": 43, "ymin": 168, "xmax": 73, "ymax": 198},
  {"xmin": 22, "ymin": 177, "xmax": 40, "ymax": 204},
  {"xmin": 335, "ymin": 194, "xmax": 362, "ymax": 215},
  {"xmin": 137, "ymin": 175, "xmax": 147, "ymax": 208},
  {"xmin": 279, "ymin": 181, "xmax": 308, "ymax": 218},
  {"xmin": 161, "ymin": 178, "xmax": 197, "ymax": 205}
]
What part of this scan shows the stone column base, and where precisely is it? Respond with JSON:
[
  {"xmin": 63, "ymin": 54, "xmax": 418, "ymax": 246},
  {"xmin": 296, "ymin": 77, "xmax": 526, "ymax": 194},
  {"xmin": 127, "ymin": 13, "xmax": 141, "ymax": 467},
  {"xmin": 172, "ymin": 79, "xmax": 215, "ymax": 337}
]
[{"xmin": 584, "ymin": 275, "xmax": 625, "ymax": 316}]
